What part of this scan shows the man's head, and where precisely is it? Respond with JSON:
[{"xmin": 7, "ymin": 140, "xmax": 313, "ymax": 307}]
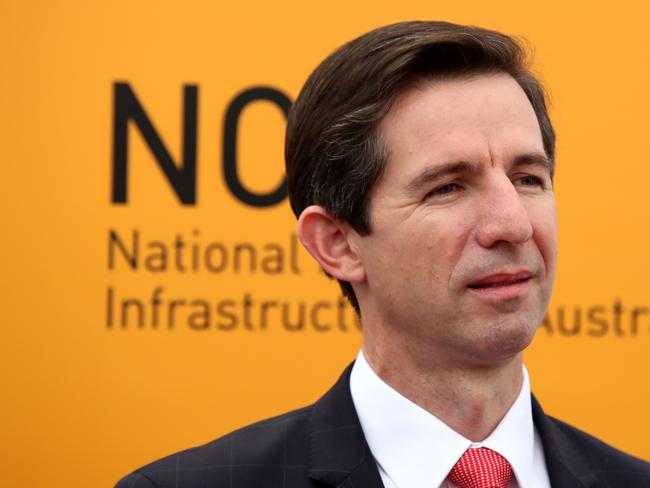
[{"xmin": 286, "ymin": 21, "xmax": 555, "ymax": 316}]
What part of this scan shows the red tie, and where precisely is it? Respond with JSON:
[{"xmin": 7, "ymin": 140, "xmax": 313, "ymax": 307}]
[{"xmin": 447, "ymin": 448, "xmax": 513, "ymax": 488}]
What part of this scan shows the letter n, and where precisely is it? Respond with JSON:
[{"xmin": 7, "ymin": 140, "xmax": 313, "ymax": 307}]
[{"xmin": 112, "ymin": 82, "xmax": 198, "ymax": 204}]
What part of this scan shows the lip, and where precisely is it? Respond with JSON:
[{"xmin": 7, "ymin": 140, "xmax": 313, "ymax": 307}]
[{"xmin": 467, "ymin": 271, "xmax": 533, "ymax": 300}]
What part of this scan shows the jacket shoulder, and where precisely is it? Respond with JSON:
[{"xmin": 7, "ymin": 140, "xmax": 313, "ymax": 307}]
[
  {"xmin": 547, "ymin": 414, "xmax": 650, "ymax": 483},
  {"xmin": 115, "ymin": 406, "xmax": 313, "ymax": 488}
]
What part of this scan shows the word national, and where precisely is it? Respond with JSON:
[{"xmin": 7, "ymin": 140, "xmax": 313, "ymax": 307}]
[{"xmin": 108, "ymin": 229, "xmax": 304, "ymax": 275}]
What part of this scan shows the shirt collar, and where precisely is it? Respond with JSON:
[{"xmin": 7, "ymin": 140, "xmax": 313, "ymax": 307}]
[{"xmin": 350, "ymin": 350, "xmax": 537, "ymax": 488}]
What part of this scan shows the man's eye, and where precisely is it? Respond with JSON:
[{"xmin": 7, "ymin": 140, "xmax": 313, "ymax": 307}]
[
  {"xmin": 515, "ymin": 175, "xmax": 544, "ymax": 187},
  {"xmin": 428, "ymin": 183, "xmax": 459, "ymax": 198}
]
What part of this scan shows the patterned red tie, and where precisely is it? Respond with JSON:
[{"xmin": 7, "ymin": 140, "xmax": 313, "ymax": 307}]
[{"xmin": 447, "ymin": 448, "xmax": 513, "ymax": 488}]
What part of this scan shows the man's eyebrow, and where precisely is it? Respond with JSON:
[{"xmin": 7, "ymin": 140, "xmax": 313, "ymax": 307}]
[
  {"xmin": 405, "ymin": 161, "xmax": 477, "ymax": 194},
  {"xmin": 512, "ymin": 153, "xmax": 554, "ymax": 175}
]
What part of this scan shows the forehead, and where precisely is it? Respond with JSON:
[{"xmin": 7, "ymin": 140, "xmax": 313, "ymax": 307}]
[{"xmin": 376, "ymin": 73, "xmax": 545, "ymax": 186}]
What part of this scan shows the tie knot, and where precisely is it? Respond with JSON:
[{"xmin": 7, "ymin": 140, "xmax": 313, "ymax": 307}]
[{"xmin": 448, "ymin": 448, "xmax": 513, "ymax": 488}]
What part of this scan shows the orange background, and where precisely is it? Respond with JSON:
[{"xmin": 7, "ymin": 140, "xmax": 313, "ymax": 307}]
[{"xmin": 1, "ymin": 1, "xmax": 649, "ymax": 486}]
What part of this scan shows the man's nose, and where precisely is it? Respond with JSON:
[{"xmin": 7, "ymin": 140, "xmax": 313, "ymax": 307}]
[{"xmin": 474, "ymin": 179, "xmax": 533, "ymax": 248}]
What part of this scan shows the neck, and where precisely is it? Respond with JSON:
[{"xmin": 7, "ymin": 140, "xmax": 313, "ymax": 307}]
[{"xmin": 361, "ymin": 337, "xmax": 524, "ymax": 442}]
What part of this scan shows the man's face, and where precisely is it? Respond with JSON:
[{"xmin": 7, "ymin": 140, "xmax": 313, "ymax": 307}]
[{"xmin": 353, "ymin": 73, "xmax": 557, "ymax": 364}]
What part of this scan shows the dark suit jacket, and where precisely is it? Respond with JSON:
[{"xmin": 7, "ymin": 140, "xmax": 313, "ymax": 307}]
[{"xmin": 116, "ymin": 364, "xmax": 650, "ymax": 488}]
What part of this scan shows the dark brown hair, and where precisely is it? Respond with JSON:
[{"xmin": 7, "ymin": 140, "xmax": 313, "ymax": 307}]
[{"xmin": 285, "ymin": 21, "xmax": 555, "ymax": 314}]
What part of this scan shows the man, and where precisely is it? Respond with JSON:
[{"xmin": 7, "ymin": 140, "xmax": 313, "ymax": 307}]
[{"xmin": 116, "ymin": 21, "xmax": 650, "ymax": 488}]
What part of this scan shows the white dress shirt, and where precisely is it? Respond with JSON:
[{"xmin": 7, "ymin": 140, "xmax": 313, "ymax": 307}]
[{"xmin": 349, "ymin": 351, "xmax": 551, "ymax": 488}]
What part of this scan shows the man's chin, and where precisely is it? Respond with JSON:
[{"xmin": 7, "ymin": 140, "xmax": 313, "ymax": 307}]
[{"xmin": 462, "ymin": 316, "xmax": 539, "ymax": 364}]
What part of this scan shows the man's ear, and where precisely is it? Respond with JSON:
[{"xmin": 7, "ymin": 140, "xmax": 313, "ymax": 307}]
[{"xmin": 297, "ymin": 205, "xmax": 365, "ymax": 283}]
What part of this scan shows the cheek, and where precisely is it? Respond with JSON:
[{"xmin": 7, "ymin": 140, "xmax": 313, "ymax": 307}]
[
  {"xmin": 421, "ymin": 217, "xmax": 473, "ymax": 282},
  {"xmin": 361, "ymin": 229, "xmax": 414, "ymax": 285}
]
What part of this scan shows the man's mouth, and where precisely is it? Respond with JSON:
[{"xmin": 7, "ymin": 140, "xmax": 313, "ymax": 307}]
[
  {"xmin": 469, "ymin": 276, "xmax": 530, "ymax": 288},
  {"xmin": 467, "ymin": 272, "xmax": 532, "ymax": 290}
]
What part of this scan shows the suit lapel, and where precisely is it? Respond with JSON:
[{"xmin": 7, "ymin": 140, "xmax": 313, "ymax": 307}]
[
  {"xmin": 532, "ymin": 395, "xmax": 599, "ymax": 488},
  {"xmin": 307, "ymin": 363, "xmax": 384, "ymax": 488}
]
